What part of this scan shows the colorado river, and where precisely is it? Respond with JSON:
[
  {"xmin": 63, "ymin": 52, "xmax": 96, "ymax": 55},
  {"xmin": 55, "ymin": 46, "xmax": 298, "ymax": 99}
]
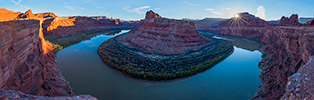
[{"xmin": 57, "ymin": 30, "xmax": 262, "ymax": 100}]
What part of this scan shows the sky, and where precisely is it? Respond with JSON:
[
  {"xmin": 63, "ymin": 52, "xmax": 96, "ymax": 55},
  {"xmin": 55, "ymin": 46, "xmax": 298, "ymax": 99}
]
[{"xmin": 1, "ymin": 0, "xmax": 314, "ymax": 21}]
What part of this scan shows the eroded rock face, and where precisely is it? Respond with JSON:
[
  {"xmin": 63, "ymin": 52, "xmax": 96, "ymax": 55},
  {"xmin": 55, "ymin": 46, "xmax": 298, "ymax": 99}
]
[
  {"xmin": 42, "ymin": 16, "xmax": 138, "ymax": 37},
  {"xmin": 117, "ymin": 10, "xmax": 210, "ymax": 54},
  {"xmin": 0, "ymin": 20, "xmax": 73, "ymax": 96},
  {"xmin": 278, "ymin": 14, "xmax": 300, "ymax": 26},
  {"xmin": 252, "ymin": 27, "xmax": 314, "ymax": 100}
]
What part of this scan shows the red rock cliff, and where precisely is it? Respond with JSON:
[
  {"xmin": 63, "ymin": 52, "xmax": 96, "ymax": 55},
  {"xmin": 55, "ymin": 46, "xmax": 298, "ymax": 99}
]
[
  {"xmin": 0, "ymin": 20, "xmax": 73, "ymax": 96},
  {"xmin": 116, "ymin": 10, "xmax": 210, "ymax": 54},
  {"xmin": 252, "ymin": 27, "xmax": 314, "ymax": 100}
]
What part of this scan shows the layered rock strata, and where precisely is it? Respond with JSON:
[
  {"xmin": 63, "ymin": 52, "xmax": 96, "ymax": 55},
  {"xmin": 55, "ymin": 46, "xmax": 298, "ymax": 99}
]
[
  {"xmin": 117, "ymin": 10, "xmax": 211, "ymax": 54},
  {"xmin": 249, "ymin": 27, "xmax": 314, "ymax": 100},
  {"xmin": 0, "ymin": 20, "xmax": 73, "ymax": 96}
]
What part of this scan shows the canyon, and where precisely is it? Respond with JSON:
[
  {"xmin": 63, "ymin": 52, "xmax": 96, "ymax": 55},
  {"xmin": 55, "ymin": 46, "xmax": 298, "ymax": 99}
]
[{"xmin": 0, "ymin": 8, "xmax": 313, "ymax": 100}]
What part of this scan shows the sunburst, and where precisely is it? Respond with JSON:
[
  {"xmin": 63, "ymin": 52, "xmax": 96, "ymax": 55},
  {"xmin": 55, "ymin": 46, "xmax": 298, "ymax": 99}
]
[{"xmin": 229, "ymin": 13, "xmax": 249, "ymax": 34}]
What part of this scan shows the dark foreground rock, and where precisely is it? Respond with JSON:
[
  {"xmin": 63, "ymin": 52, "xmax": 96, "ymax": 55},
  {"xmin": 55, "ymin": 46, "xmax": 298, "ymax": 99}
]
[{"xmin": 0, "ymin": 90, "xmax": 97, "ymax": 100}]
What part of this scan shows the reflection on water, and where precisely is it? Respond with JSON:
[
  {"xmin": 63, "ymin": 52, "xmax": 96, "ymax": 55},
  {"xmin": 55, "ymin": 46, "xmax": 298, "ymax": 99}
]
[{"xmin": 57, "ymin": 30, "xmax": 262, "ymax": 100}]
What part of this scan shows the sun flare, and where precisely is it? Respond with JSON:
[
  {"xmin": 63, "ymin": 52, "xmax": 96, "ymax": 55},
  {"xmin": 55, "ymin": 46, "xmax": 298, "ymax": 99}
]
[{"xmin": 234, "ymin": 14, "xmax": 239, "ymax": 18}]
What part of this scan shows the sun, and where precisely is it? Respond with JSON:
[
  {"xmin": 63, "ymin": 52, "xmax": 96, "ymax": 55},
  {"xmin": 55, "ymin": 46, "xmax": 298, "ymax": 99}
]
[{"xmin": 234, "ymin": 14, "xmax": 240, "ymax": 18}]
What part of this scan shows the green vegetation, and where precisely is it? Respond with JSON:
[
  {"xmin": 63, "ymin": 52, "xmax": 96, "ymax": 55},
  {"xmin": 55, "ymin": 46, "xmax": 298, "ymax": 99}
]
[
  {"xmin": 47, "ymin": 41, "xmax": 63, "ymax": 53},
  {"xmin": 98, "ymin": 37, "xmax": 234, "ymax": 80}
]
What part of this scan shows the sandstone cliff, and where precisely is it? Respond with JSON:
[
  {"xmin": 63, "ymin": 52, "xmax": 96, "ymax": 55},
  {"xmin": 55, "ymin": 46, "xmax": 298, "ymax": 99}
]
[
  {"xmin": 117, "ymin": 10, "xmax": 210, "ymax": 54},
  {"xmin": 252, "ymin": 27, "xmax": 314, "ymax": 100},
  {"xmin": 0, "ymin": 20, "xmax": 74, "ymax": 96}
]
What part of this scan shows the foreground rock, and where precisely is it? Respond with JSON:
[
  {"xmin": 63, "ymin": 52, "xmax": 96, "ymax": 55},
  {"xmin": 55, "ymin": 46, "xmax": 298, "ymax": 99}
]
[
  {"xmin": 0, "ymin": 90, "xmax": 97, "ymax": 100},
  {"xmin": 98, "ymin": 11, "xmax": 233, "ymax": 80},
  {"xmin": 0, "ymin": 20, "xmax": 96, "ymax": 99}
]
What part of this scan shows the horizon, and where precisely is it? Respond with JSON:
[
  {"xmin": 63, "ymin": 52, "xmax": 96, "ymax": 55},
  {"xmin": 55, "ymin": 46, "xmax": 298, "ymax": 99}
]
[{"xmin": 1, "ymin": 0, "xmax": 314, "ymax": 21}]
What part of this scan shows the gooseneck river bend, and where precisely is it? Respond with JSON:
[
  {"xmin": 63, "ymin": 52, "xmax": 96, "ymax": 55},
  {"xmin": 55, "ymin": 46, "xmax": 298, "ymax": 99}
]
[{"xmin": 57, "ymin": 30, "xmax": 262, "ymax": 100}]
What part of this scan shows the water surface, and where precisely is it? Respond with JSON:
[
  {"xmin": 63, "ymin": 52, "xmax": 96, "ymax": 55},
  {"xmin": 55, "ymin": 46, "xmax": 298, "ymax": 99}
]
[{"xmin": 57, "ymin": 30, "xmax": 262, "ymax": 100}]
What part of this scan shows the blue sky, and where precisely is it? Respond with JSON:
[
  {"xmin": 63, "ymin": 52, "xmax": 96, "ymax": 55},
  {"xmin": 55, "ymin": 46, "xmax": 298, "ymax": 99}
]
[{"xmin": 1, "ymin": 0, "xmax": 314, "ymax": 21}]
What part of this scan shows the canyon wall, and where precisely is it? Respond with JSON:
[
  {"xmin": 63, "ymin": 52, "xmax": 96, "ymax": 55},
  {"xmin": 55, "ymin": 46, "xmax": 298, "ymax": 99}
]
[
  {"xmin": 0, "ymin": 20, "xmax": 73, "ymax": 96},
  {"xmin": 248, "ymin": 27, "xmax": 314, "ymax": 100}
]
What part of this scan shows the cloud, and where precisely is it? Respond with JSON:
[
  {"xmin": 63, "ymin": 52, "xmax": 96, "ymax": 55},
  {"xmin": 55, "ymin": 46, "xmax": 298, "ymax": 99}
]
[
  {"xmin": 205, "ymin": 8, "xmax": 224, "ymax": 16},
  {"xmin": 10, "ymin": 0, "xmax": 28, "ymax": 9},
  {"xmin": 255, "ymin": 6, "xmax": 266, "ymax": 19},
  {"xmin": 204, "ymin": 8, "xmax": 215, "ymax": 11},
  {"xmin": 123, "ymin": 6, "xmax": 150, "ymax": 14}
]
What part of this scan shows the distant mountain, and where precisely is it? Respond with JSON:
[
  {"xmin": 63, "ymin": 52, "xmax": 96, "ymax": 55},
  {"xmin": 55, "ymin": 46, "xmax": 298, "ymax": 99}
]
[{"xmin": 299, "ymin": 17, "xmax": 313, "ymax": 24}]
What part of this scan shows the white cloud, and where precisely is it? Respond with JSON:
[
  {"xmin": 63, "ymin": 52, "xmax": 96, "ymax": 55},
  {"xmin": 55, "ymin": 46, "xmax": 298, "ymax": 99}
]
[
  {"xmin": 204, "ymin": 8, "xmax": 215, "ymax": 11},
  {"xmin": 209, "ymin": 11, "xmax": 224, "ymax": 15},
  {"xmin": 205, "ymin": 8, "xmax": 224, "ymax": 16},
  {"xmin": 255, "ymin": 6, "xmax": 266, "ymax": 19},
  {"xmin": 123, "ymin": 6, "xmax": 150, "ymax": 14},
  {"xmin": 10, "ymin": 0, "xmax": 28, "ymax": 9}
]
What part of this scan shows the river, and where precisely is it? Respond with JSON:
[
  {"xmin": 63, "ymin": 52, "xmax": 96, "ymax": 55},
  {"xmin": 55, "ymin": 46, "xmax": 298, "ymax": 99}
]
[{"xmin": 57, "ymin": 30, "xmax": 262, "ymax": 100}]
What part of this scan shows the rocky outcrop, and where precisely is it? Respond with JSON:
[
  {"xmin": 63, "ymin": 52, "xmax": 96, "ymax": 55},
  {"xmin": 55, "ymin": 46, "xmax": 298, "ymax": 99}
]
[
  {"xmin": 0, "ymin": 90, "xmax": 97, "ymax": 100},
  {"xmin": 252, "ymin": 27, "xmax": 314, "ymax": 100},
  {"xmin": 0, "ymin": 8, "xmax": 21, "ymax": 21},
  {"xmin": 18, "ymin": 10, "xmax": 57, "ymax": 19},
  {"xmin": 117, "ymin": 10, "xmax": 210, "ymax": 54},
  {"xmin": 0, "ymin": 20, "xmax": 74, "ymax": 96},
  {"xmin": 278, "ymin": 14, "xmax": 300, "ymax": 26},
  {"xmin": 43, "ymin": 16, "xmax": 138, "ymax": 37}
]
